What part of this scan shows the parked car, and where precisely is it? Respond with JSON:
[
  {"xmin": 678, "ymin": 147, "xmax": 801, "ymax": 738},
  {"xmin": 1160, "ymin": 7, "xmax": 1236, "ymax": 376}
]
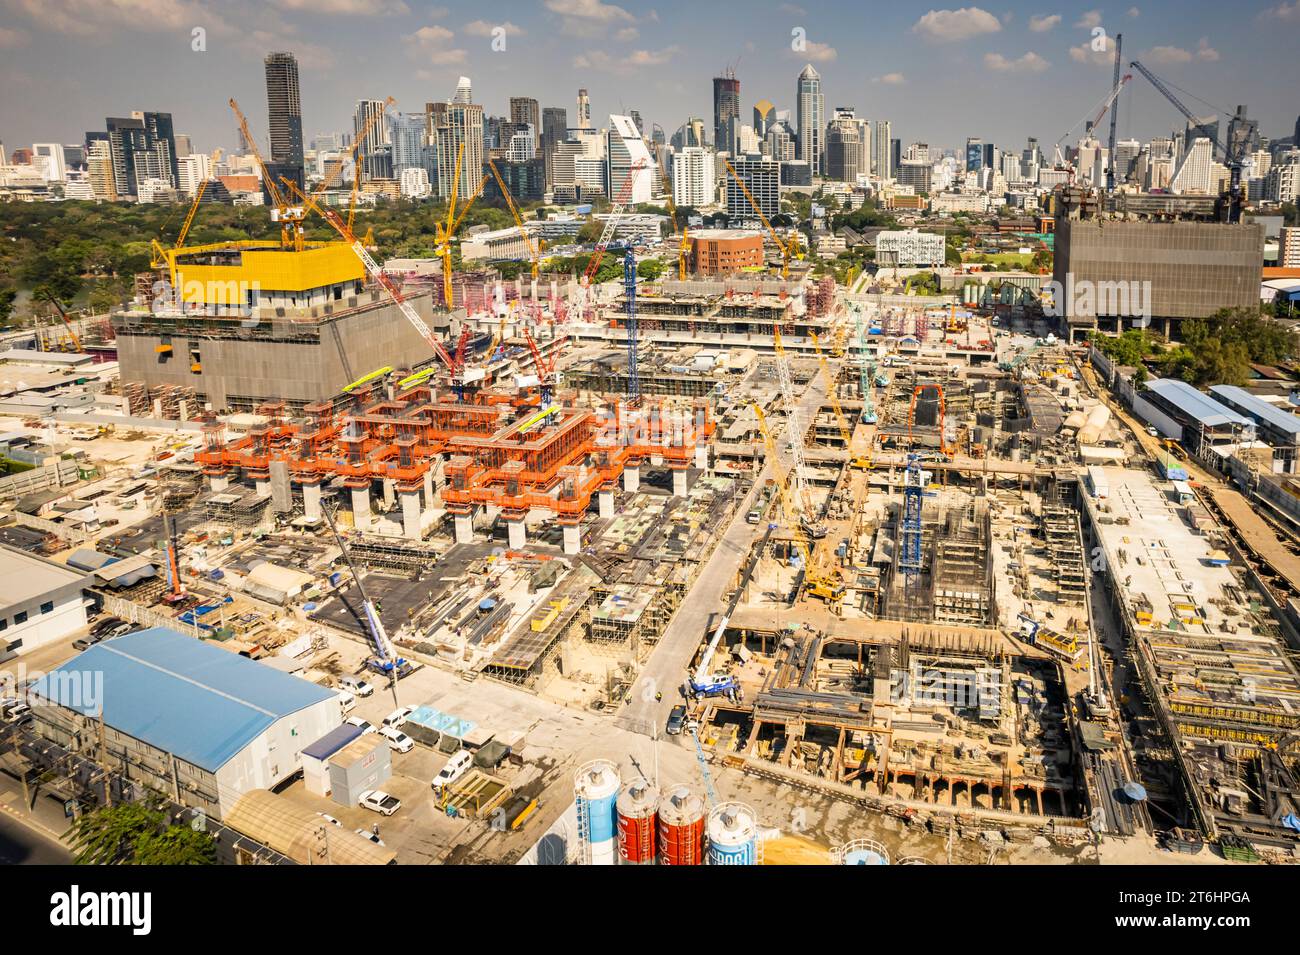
[
  {"xmin": 316, "ymin": 812, "xmax": 341, "ymax": 828},
  {"xmin": 3, "ymin": 701, "xmax": 32, "ymax": 724},
  {"xmin": 431, "ymin": 749, "xmax": 474, "ymax": 794},
  {"xmin": 339, "ymin": 675, "xmax": 374, "ymax": 698},
  {"xmin": 73, "ymin": 634, "xmax": 102, "ymax": 652},
  {"xmin": 358, "ymin": 790, "xmax": 401, "ymax": 816},
  {"xmin": 334, "ymin": 690, "xmax": 356, "ymax": 715},
  {"xmin": 379, "ymin": 726, "xmax": 414, "ymax": 754},
  {"xmin": 382, "ymin": 705, "xmax": 414, "ymax": 728},
  {"xmin": 354, "ymin": 828, "xmax": 385, "ymax": 846},
  {"xmin": 344, "ymin": 716, "xmax": 377, "ymax": 736},
  {"xmin": 89, "ymin": 617, "xmax": 124, "ymax": 638},
  {"xmin": 665, "ymin": 704, "xmax": 687, "ymax": 735}
]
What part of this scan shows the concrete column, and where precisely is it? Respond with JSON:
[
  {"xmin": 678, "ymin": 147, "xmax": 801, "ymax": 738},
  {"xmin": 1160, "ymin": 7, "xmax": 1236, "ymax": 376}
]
[
  {"xmin": 382, "ymin": 478, "xmax": 396, "ymax": 509},
  {"xmin": 423, "ymin": 468, "xmax": 436, "ymax": 510},
  {"xmin": 351, "ymin": 486, "xmax": 372, "ymax": 531},
  {"xmin": 506, "ymin": 517, "xmax": 527, "ymax": 550},
  {"xmin": 454, "ymin": 513, "xmax": 473, "ymax": 544},
  {"xmin": 623, "ymin": 465, "xmax": 640, "ymax": 494},
  {"xmin": 401, "ymin": 491, "xmax": 421, "ymax": 540},
  {"xmin": 598, "ymin": 490, "xmax": 615, "ymax": 520},
  {"xmin": 303, "ymin": 483, "xmax": 322, "ymax": 522},
  {"xmin": 255, "ymin": 478, "xmax": 271, "ymax": 499},
  {"xmin": 208, "ymin": 474, "xmax": 229, "ymax": 492},
  {"xmin": 672, "ymin": 469, "xmax": 688, "ymax": 498},
  {"xmin": 562, "ymin": 524, "xmax": 581, "ymax": 555},
  {"xmin": 694, "ymin": 444, "xmax": 708, "ymax": 471}
]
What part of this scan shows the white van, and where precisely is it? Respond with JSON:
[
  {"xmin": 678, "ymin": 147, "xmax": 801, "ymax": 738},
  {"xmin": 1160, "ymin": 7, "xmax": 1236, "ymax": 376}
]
[
  {"xmin": 335, "ymin": 690, "xmax": 356, "ymax": 715},
  {"xmin": 339, "ymin": 675, "xmax": 374, "ymax": 697},
  {"xmin": 431, "ymin": 749, "xmax": 474, "ymax": 794}
]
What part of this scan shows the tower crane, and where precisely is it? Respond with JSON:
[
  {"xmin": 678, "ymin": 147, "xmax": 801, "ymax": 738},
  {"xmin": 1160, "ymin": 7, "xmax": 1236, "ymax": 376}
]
[
  {"xmin": 38, "ymin": 290, "xmax": 84, "ymax": 354},
  {"xmin": 433, "ymin": 142, "xmax": 490, "ymax": 309},
  {"xmin": 1052, "ymin": 71, "xmax": 1131, "ymax": 183},
  {"xmin": 229, "ymin": 95, "xmax": 392, "ymax": 251},
  {"xmin": 1105, "ymin": 33, "xmax": 1124, "ymax": 192},
  {"xmin": 724, "ymin": 159, "xmax": 801, "ymax": 279},
  {"xmin": 1128, "ymin": 59, "xmax": 1252, "ymax": 223},
  {"xmin": 150, "ymin": 178, "xmax": 208, "ymax": 268},
  {"xmin": 321, "ymin": 502, "xmax": 405, "ymax": 697},
  {"xmin": 582, "ymin": 159, "xmax": 650, "ymax": 287},
  {"xmin": 655, "ymin": 149, "xmax": 690, "ymax": 280},
  {"xmin": 753, "ymin": 403, "xmax": 845, "ymax": 603},
  {"xmin": 811, "ymin": 331, "xmax": 872, "ymax": 470},
  {"xmin": 522, "ymin": 325, "xmax": 557, "ymax": 408},
  {"xmin": 854, "ymin": 311, "xmax": 878, "ymax": 425},
  {"xmin": 772, "ymin": 325, "xmax": 824, "ymax": 538},
  {"xmin": 487, "ymin": 158, "xmax": 539, "ymax": 285},
  {"xmin": 280, "ymin": 178, "xmax": 469, "ymax": 391}
]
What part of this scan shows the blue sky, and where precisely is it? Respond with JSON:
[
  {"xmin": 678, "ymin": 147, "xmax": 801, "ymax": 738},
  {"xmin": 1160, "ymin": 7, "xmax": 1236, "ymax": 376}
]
[{"xmin": 1, "ymin": 0, "xmax": 1297, "ymax": 156}]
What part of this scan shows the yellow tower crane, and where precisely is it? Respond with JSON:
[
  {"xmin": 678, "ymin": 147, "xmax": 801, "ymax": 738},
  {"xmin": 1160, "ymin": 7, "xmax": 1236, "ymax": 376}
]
[
  {"xmin": 752, "ymin": 403, "xmax": 845, "ymax": 603},
  {"xmin": 487, "ymin": 158, "xmax": 539, "ymax": 283},
  {"xmin": 724, "ymin": 159, "xmax": 802, "ymax": 279},
  {"xmin": 656, "ymin": 150, "xmax": 690, "ymax": 280}
]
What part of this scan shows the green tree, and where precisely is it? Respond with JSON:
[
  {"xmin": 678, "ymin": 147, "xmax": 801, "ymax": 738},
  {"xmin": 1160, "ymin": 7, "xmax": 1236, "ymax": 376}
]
[
  {"xmin": 637, "ymin": 258, "xmax": 665, "ymax": 281},
  {"xmin": 67, "ymin": 798, "xmax": 216, "ymax": 865}
]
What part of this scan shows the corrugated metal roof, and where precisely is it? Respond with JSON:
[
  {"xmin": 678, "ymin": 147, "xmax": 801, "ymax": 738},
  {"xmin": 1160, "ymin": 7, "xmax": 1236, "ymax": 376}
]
[
  {"xmin": 30, "ymin": 628, "xmax": 336, "ymax": 773},
  {"xmin": 1209, "ymin": 385, "xmax": 1300, "ymax": 438},
  {"xmin": 302, "ymin": 723, "xmax": 363, "ymax": 761},
  {"xmin": 1145, "ymin": 378, "xmax": 1253, "ymax": 429}
]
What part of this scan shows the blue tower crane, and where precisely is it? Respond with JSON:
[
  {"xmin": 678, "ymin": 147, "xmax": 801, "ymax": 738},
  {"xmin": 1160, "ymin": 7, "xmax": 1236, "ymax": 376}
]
[
  {"xmin": 900, "ymin": 454, "xmax": 925, "ymax": 575},
  {"xmin": 624, "ymin": 246, "xmax": 639, "ymax": 403}
]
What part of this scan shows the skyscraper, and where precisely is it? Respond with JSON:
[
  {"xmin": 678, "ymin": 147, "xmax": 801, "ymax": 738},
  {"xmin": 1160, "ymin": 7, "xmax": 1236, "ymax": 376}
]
[
  {"xmin": 105, "ymin": 115, "xmax": 174, "ymax": 197},
  {"xmin": 432, "ymin": 86, "xmax": 484, "ymax": 199},
  {"xmin": 606, "ymin": 114, "xmax": 653, "ymax": 204},
  {"xmin": 713, "ymin": 70, "xmax": 741, "ymax": 154},
  {"xmin": 354, "ymin": 100, "xmax": 392, "ymax": 181},
  {"xmin": 727, "ymin": 154, "xmax": 780, "ymax": 220},
  {"xmin": 872, "ymin": 120, "xmax": 892, "ymax": 179},
  {"xmin": 577, "ymin": 89, "xmax": 591, "ymax": 129},
  {"xmin": 825, "ymin": 112, "xmax": 861, "ymax": 182},
  {"xmin": 753, "ymin": 100, "xmax": 775, "ymax": 139},
  {"xmin": 672, "ymin": 146, "xmax": 712, "ymax": 207},
  {"xmin": 510, "ymin": 97, "xmax": 541, "ymax": 147},
  {"xmin": 454, "ymin": 76, "xmax": 473, "ymax": 105},
  {"xmin": 264, "ymin": 52, "xmax": 304, "ymax": 192},
  {"xmin": 541, "ymin": 106, "xmax": 568, "ymax": 186},
  {"xmin": 796, "ymin": 64, "xmax": 823, "ymax": 177}
]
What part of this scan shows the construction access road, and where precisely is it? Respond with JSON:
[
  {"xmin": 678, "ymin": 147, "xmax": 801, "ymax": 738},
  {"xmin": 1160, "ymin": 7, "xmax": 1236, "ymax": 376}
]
[{"xmin": 617, "ymin": 366, "xmax": 833, "ymax": 738}]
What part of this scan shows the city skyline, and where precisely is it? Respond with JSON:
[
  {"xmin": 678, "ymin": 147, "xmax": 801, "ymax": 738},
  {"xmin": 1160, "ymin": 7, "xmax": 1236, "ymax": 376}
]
[{"xmin": 1, "ymin": 1, "xmax": 1297, "ymax": 158}]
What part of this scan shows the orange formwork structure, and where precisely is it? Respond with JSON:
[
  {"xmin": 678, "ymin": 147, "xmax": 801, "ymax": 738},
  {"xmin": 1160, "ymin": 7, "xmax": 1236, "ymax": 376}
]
[{"xmin": 194, "ymin": 376, "xmax": 715, "ymax": 552}]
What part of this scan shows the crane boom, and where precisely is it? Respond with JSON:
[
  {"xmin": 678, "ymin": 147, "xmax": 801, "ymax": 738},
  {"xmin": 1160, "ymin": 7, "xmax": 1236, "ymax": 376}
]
[
  {"xmin": 1129, "ymin": 59, "xmax": 1247, "ymax": 220},
  {"xmin": 1106, "ymin": 33, "xmax": 1123, "ymax": 191},
  {"xmin": 487, "ymin": 159, "xmax": 539, "ymax": 280},
  {"xmin": 282, "ymin": 178, "xmax": 460, "ymax": 374},
  {"xmin": 583, "ymin": 159, "xmax": 650, "ymax": 285},
  {"xmin": 724, "ymin": 159, "xmax": 797, "ymax": 278}
]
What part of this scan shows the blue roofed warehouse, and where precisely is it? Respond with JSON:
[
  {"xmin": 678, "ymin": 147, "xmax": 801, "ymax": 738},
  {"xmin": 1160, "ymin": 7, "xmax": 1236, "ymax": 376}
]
[{"xmin": 28, "ymin": 628, "xmax": 343, "ymax": 819}]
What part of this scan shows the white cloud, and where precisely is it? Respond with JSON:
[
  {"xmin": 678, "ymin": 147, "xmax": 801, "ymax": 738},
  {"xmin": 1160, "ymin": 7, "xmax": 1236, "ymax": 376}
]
[
  {"xmin": 984, "ymin": 50, "xmax": 1049, "ymax": 72},
  {"xmin": 1069, "ymin": 42, "xmax": 1112, "ymax": 66},
  {"xmin": 1074, "ymin": 9, "xmax": 1102, "ymax": 28},
  {"xmin": 1262, "ymin": 1, "xmax": 1298, "ymax": 18},
  {"xmin": 802, "ymin": 40, "xmax": 837, "ymax": 62},
  {"xmin": 274, "ymin": 0, "xmax": 408, "ymax": 13},
  {"xmin": 545, "ymin": 0, "xmax": 634, "ymax": 22},
  {"xmin": 1195, "ymin": 37, "xmax": 1220, "ymax": 61},
  {"xmin": 4, "ymin": 0, "xmax": 222, "ymax": 36},
  {"xmin": 1127, "ymin": 6, "xmax": 1141, "ymax": 16},
  {"xmin": 614, "ymin": 26, "xmax": 638, "ymax": 41},
  {"xmin": 0, "ymin": 26, "xmax": 28, "ymax": 47},
  {"xmin": 1142, "ymin": 45, "xmax": 1191, "ymax": 64},
  {"xmin": 463, "ymin": 19, "xmax": 523, "ymax": 36},
  {"xmin": 911, "ymin": 7, "xmax": 1002, "ymax": 42},
  {"xmin": 405, "ymin": 24, "xmax": 467, "ymax": 65},
  {"xmin": 573, "ymin": 45, "xmax": 679, "ymax": 73},
  {"xmin": 872, "ymin": 72, "xmax": 906, "ymax": 85},
  {"xmin": 1028, "ymin": 13, "xmax": 1060, "ymax": 31}
]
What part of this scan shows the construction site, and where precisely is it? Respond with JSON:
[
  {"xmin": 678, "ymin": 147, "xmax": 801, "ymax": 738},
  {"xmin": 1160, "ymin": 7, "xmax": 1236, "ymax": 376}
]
[{"xmin": 3, "ymin": 102, "xmax": 1298, "ymax": 871}]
